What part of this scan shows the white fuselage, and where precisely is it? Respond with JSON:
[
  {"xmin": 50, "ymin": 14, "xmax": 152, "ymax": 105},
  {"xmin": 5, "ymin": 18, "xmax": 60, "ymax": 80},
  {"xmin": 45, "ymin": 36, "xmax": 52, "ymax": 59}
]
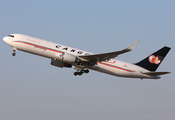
[{"xmin": 3, "ymin": 34, "xmax": 160, "ymax": 79}]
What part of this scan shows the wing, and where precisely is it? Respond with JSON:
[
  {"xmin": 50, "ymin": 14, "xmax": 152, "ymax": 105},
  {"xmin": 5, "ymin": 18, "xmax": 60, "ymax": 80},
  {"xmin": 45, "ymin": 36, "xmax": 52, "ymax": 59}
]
[{"xmin": 78, "ymin": 40, "xmax": 140, "ymax": 62}]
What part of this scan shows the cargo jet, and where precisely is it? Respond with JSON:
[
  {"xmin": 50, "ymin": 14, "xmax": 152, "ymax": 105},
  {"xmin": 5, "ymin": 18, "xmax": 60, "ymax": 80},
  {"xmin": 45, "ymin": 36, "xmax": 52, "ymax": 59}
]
[{"xmin": 3, "ymin": 34, "xmax": 171, "ymax": 79}]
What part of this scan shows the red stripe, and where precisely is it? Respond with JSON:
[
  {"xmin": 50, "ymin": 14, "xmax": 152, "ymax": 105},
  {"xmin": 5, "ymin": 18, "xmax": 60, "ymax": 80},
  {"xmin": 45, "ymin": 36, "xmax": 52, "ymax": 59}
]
[
  {"xmin": 23, "ymin": 42, "xmax": 34, "ymax": 46},
  {"xmin": 15, "ymin": 41, "xmax": 63, "ymax": 54},
  {"xmin": 97, "ymin": 62, "xmax": 135, "ymax": 72},
  {"xmin": 34, "ymin": 45, "xmax": 47, "ymax": 50},
  {"xmin": 47, "ymin": 48, "xmax": 63, "ymax": 53}
]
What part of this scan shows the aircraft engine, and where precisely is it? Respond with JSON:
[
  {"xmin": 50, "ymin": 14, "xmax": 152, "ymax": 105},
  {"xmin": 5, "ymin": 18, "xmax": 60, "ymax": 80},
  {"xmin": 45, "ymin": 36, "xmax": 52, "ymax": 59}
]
[
  {"xmin": 55, "ymin": 53, "xmax": 80, "ymax": 63},
  {"xmin": 51, "ymin": 59, "xmax": 72, "ymax": 68}
]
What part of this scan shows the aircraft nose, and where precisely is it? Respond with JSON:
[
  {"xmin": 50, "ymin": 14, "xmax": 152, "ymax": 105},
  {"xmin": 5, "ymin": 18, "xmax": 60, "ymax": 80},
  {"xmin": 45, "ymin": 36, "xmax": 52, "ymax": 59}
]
[{"xmin": 3, "ymin": 36, "xmax": 8, "ymax": 43}]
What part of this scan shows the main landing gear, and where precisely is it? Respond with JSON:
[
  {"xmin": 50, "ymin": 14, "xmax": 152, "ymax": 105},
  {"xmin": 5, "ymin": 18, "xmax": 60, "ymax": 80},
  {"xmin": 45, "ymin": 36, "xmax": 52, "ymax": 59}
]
[
  {"xmin": 12, "ymin": 47, "xmax": 16, "ymax": 56},
  {"xmin": 74, "ymin": 69, "xmax": 89, "ymax": 76}
]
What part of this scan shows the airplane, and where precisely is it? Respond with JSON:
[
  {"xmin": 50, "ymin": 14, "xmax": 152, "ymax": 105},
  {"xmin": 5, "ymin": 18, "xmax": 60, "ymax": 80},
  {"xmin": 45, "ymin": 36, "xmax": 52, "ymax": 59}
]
[{"xmin": 3, "ymin": 34, "xmax": 171, "ymax": 79}]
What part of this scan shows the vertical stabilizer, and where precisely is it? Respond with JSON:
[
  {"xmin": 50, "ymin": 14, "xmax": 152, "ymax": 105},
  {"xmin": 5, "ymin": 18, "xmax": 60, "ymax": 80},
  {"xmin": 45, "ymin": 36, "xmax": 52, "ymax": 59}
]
[{"xmin": 135, "ymin": 46, "xmax": 171, "ymax": 71}]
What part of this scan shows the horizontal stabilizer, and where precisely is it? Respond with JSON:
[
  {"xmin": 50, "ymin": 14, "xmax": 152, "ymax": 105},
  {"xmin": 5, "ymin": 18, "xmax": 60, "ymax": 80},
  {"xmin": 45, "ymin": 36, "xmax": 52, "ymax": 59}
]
[{"xmin": 142, "ymin": 71, "xmax": 171, "ymax": 76}]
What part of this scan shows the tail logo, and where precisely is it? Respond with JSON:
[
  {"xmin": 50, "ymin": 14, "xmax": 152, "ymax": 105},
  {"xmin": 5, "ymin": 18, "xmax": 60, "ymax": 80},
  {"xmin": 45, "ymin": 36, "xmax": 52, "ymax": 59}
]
[{"xmin": 148, "ymin": 55, "xmax": 161, "ymax": 65}]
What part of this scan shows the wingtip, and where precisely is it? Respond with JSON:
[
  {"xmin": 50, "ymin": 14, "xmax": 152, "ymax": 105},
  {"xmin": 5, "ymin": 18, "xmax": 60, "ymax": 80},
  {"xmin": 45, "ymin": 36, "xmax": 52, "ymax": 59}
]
[{"xmin": 127, "ymin": 40, "xmax": 140, "ymax": 50}]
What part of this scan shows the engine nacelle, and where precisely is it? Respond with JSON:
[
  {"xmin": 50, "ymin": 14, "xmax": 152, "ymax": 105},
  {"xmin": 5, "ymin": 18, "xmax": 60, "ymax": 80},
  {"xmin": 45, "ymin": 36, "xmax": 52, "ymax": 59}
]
[
  {"xmin": 51, "ymin": 59, "xmax": 72, "ymax": 68},
  {"xmin": 55, "ymin": 53, "xmax": 80, "ymax": 63}
]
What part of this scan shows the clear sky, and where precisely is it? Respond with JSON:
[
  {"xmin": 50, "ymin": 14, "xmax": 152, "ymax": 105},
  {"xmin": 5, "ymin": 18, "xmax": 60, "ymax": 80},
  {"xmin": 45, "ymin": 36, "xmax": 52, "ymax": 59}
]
[{"xmin": 0, "ymin": 0, "xmax": 175, "ymax": 120}]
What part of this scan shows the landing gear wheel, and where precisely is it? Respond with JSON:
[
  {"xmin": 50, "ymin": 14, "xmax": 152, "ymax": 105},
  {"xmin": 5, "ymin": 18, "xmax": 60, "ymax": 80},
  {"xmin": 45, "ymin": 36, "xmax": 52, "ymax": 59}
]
[
  {"xmin": 78, "ymin": 72, "xmax": 83, "ymax": 75},
  {"xmin": 74, "ymin": 72, "xmax": 78, "ymax": 76},
  {"xmin": 12, "ymin": 53, "xmax": 16, "ymax": 56},
  {"xmin": 84, "ymin": 70, "xmax": 89, "ymax": 73}
]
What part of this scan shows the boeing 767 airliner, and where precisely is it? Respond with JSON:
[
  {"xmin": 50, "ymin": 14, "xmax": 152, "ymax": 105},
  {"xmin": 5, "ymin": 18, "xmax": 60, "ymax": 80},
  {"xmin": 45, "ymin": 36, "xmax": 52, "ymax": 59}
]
[{"xmin": 3, "ymin": 34, "xmax": 171, "ymax": 79}]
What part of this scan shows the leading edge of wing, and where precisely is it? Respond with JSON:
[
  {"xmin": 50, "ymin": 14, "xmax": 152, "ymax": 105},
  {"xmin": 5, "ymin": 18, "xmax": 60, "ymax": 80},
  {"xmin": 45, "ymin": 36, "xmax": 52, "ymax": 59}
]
[{"xmin": 78, "ymin": 40, "xmax": 140, "ymax": 62}]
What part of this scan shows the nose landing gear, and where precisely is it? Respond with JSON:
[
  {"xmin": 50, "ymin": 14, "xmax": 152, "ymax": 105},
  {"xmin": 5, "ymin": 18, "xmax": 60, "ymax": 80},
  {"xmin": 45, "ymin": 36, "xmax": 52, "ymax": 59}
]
[{"xmin": 12, "ymin": 47, "xmax": 16, "ymax": 56}]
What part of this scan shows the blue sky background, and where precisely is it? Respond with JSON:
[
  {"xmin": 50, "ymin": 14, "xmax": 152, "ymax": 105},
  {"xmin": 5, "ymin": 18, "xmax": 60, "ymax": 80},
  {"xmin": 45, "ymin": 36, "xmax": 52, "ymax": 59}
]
[{"xmin": 0, "ymin": 0, "xmax": 175, "ymax": 120}]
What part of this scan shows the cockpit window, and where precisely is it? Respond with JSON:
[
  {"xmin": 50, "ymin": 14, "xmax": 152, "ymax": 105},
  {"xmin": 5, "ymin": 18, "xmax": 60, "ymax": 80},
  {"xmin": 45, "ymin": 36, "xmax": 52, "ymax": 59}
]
[{"xmin": 8, "ymin": 35, "xmax": 14, "ymax": 38}]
